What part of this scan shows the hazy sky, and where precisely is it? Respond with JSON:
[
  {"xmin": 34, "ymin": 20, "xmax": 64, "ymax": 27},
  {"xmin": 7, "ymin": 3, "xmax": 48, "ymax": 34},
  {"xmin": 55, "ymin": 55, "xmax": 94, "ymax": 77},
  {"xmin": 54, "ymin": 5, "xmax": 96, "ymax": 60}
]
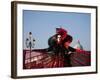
[{"xmin": 23, "ymin": 10, "xmax": 91, "ymax": 51}]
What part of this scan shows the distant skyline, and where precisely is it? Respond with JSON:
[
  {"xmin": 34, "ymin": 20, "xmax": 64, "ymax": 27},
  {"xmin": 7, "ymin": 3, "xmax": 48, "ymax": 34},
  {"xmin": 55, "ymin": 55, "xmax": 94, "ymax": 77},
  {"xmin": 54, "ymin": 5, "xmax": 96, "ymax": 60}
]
[{"xmin": 23, "ymin": 10, "xmax": 91, "ymax": 51}]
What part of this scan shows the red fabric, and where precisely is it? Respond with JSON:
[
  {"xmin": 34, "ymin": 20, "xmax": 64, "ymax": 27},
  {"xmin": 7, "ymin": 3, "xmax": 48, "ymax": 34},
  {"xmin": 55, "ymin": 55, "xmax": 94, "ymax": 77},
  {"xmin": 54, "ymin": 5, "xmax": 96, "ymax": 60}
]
[{"xmin": 76, "ymin": 49, "xmax": 85, "ymax": 53}]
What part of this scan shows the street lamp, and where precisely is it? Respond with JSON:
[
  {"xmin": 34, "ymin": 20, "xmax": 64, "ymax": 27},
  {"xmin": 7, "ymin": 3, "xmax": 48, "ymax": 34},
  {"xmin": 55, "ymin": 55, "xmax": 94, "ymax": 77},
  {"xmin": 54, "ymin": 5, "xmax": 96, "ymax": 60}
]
[{"xmin": 26, "ymin": 32, "xmax": 35, "ymax": 68}]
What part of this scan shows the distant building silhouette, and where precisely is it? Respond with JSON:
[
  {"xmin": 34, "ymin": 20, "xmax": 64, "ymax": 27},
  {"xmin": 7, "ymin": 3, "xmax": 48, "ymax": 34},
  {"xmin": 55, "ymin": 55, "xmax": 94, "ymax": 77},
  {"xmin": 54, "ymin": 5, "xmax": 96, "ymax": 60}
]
[{"xmin": 74, "ymin": 40, "xmax": 83, "ymax": 50}]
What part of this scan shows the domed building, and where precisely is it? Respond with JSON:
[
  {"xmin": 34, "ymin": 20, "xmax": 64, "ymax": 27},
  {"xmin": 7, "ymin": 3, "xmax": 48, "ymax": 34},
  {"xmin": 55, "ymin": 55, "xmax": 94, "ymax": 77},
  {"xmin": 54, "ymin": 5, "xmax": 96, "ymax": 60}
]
[{"xmin": 74, "ymin": 40, "xmax": 83, "ymax": 50}]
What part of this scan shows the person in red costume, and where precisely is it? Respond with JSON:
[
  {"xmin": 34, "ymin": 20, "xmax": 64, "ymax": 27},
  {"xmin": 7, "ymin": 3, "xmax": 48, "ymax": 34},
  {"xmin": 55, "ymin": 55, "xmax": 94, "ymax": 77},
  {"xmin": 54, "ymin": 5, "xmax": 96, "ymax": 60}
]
[
  {"xmin": 47, "ymin": 27, "xmax": 68, "ymax": 54},
  {"xmin": 48, "ymin": 27, "xmax": 83, "ymax": 53},
  {"xmin": 47, "ymin": 27, "xmax": 85, "ymax": 67}
]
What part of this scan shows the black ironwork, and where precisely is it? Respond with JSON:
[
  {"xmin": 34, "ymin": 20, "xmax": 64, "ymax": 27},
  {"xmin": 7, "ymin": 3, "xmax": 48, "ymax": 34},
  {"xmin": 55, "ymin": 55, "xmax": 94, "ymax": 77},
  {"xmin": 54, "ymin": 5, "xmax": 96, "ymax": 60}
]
[{"xmin": 25, "ymin": 32, "xmax": 35, "ymax": 68}]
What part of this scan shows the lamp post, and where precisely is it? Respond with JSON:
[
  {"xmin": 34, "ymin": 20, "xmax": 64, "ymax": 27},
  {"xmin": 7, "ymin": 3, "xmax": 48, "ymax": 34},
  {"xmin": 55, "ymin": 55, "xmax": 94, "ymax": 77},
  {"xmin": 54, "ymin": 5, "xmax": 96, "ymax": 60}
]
[{"xmin": 26, "ymin": 32, "xmax": 35, "ymax": 68}]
